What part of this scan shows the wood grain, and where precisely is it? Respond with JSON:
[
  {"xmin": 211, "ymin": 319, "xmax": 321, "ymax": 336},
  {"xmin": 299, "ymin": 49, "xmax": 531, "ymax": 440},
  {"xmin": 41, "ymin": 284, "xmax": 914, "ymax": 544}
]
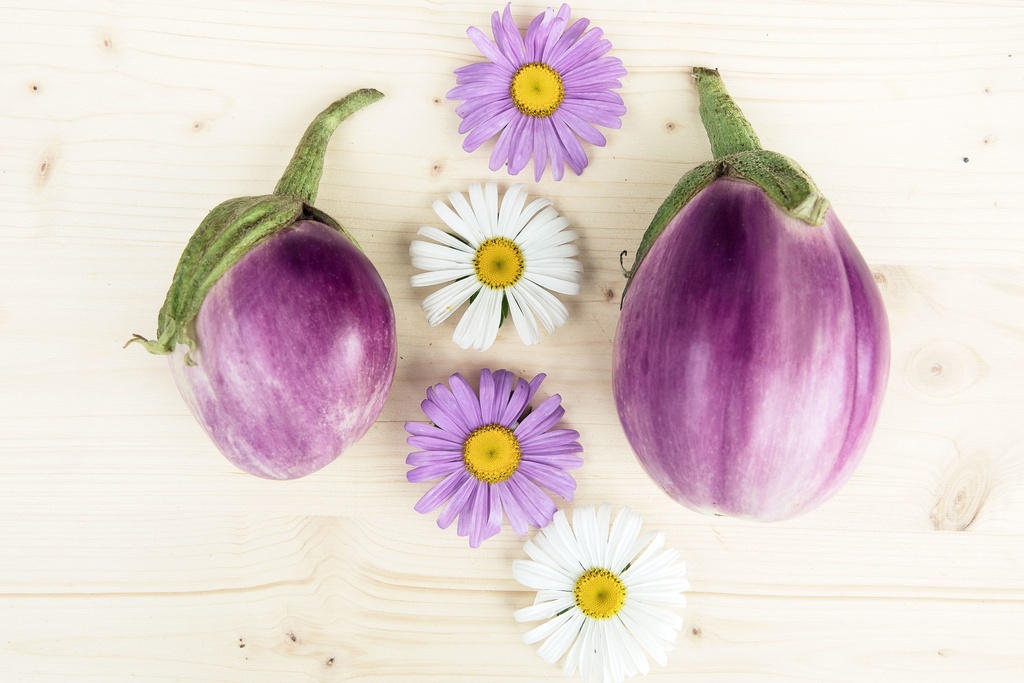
[{"xmin": 2, "ymin": 0, "xmax": 1023, "ymax": 681}]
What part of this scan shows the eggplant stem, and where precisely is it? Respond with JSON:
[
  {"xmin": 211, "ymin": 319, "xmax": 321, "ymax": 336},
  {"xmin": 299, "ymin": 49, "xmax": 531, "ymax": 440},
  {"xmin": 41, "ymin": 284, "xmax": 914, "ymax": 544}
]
[
  {"xmin": 274, "ymin": 88, "xmax": 384, "ymax": 204},
  {"xmin": 693, "ymin": 67, "xmax": 762, "ymax": 159}
]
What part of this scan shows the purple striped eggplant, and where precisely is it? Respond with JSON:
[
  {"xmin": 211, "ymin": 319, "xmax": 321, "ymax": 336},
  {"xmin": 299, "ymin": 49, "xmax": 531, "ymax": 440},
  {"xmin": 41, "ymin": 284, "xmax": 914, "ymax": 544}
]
[
  {"xmin": 130, "ymin": 89, "xmax": 397, "ymax": 480},
  {"xmin": 614, "ymin": 69, "xmax": 889, "ymax": 521}
]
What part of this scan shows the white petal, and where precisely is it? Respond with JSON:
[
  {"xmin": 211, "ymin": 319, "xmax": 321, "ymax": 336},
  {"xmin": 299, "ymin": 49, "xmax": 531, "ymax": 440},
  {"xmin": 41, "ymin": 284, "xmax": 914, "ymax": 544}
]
[
  {"xmin": 517, "ymin": 213, "xmax": 571, "ymax": 250},
  {"xmin": 617, "ymin": 604, "xmax": 674, "ymax": 667},
  {"xmin": 512, "ymin": 559, "xmax": 575, "ymax": 591},
  {"xmin": 607, "ymin": 615, "xmax": 648, "ymax": 678},
  {"xmin": 434, "ymin": 196, "xmax": 483, "ymax": 245},
  {"xmin": 606, "ymin": 508, "xmax": 643, "ymax": 573},
  {"xmin": 521, "ymin": 607, "xmax": 572, "ymax": 644},
  {"xmin": 536, "ymin": 609, "xmax": 585, "ymax": 665},
  {"xmin": 530, "ymin": 517, "xmax": 587, "ymax": 575},
  {"xmin": 523, "ymin": 245, "xmax": 581, "ymax": 265},
  {"xmin": 544, "ymin": 509, "xmax": 588, "ymax": 571},
  {"xmin": 415, "ymin": 225, "xmax": 476, "ymax": 253},
  {"xmin": 447, "ymin": 190, "xmax": 486, "ymax": 244},
  {"xmin": 411, "ymin": 254, "xmax": 471, "ymax": 272},
  {"xmin": 570, "ymin": 505, "xmax": 602, "ymax": 569},
  {"xmin": 522, "ymin": 225, "xmax": 578, "ymax": 250},
  {"xmin": 452, "ymin": 286, "xmax": 501, "ymax": 350},
  {"xmin": 508, "ymin": 198, "xmax": 552, "ymax": 241},
  {"xmin": 420, "ymin": 277, "xmax": 480, "ymax": 326},
  {"xmin": 497, "ymin": 184, "xmax": 528, "ymax": 237},
  {"xmin": 505, "ymin": 286, "xmax": 540, "ymax": 346},
  {"xmin": 410, "ymin": 268, "xmax": 474, "ymax": 288},
  {"xmin": 469, "ymin": 182, "xmax": 498, "ymax": 240},
  {"xmin": 410, "ymin": 237, "xmax": 473, "ymax": 264},
  {"xmin": 523, "ymin": 270, "xmax": 582, "ymax": 296},
  {"xmin": 511, "ymin": 279, "xmax": 569, "ymax": 333},
  {"xmin": 513, "ymin": 597, "xmax": 574, "ymax": 622}
]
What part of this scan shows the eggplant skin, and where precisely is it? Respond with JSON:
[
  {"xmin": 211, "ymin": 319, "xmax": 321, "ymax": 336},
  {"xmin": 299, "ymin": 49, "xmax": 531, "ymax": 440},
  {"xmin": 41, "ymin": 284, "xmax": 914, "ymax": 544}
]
[
  {"xmin": 169, "ymin": 220, "xmax": 397, "ymax": 480},
  {"xmin": 614, "ymin": 178, "xmax": 890, "ymax": 521}
]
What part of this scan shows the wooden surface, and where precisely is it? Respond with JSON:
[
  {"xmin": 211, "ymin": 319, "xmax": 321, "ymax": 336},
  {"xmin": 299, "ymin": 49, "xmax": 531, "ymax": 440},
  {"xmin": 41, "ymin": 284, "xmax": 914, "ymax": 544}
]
[{"xmin": 3, "ymin": 1, "xmax": 1023, "ymax": 680}]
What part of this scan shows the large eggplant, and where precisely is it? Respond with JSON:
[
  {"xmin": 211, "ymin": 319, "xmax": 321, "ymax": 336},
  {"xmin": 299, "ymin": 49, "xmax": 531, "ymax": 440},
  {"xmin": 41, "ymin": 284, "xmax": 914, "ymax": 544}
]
[{"xmin": 614, "ymin": 69, "xmax": 889, "ymax": 521}]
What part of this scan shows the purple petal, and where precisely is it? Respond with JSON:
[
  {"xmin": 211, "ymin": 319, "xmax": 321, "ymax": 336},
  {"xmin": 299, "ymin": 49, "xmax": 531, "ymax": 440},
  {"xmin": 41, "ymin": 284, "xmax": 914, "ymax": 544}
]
[
  {"xmin": 543, "ymin": 118, "xmax": 567, "ymax": 180},
  {"xmin": 493, "ymin": 3, "xmax": 527, "ymax": 65},
  {"xmin": 494, "ymin": 480, "xmax": 531, "ymax": 535},
  {"xmin": 424, "ymin": 381, "xmax": 475, "ymax": 435},
  {"xmin": 560, "ymin": 99, "xmax": 622, "ymax": 132},
  {"xmin": 507, "ymin": 473, "xmax": 558, "ymax": 527},
  {"xmin": 414, "ymin": 470, "xmax": 471, "ymax": 514},
  {"xmin": 453, "ymin": 60, "xmax": 504, "ymax": 82},
  {"xmin": 457, "ymin": 96, "xmax": 515, "ymax": 134},
  {"xmin": 467, "ymin": 25, "xmax": 516, "ymax": 74},
  {"xmin": 518, "ymin": 460, "xmax": 578, "ymax": 499},
  {"xmin": 561, "ymin": 56, "xmax": 627, "ymax": 84},
  {"xmin": 407, "ymin": 436, "xmax": 463, "ymax": 453},
  {"xmin": 519, "ymin": 427, "xmax": 582, "ymax": 453},
  {"xmin": 532, "ymin": 116, "xmax": 550, "ymax": 181},
  {"xmin": 478, "ymin": 368, "xmax": 499, "ymax": 424},
  {"xmin": 515, "ymin": 394, "xmax": 565, "ymax": 440},
  {"xmin": 406, "ymin": 449, "xmax": 463, "ymax": 466},
  {"xmin": 407, "ymin": 461, "xmax": 466, "ymax": 483},
  {"xmin": 437, "ymin": 474, "xmax": 479, "ymax": 529},
  {"xmin": 522, "ymin": 452, "xmax": 584, "ymax": 470},
  {"xmin": 421, "ymin": 398, "xmax": 468, "ymax": 439},
  {"xmin": 449, "ymin": 372, "xmax": 483, "ymax": 428},
  {"xmin": 405, "ymin": 421, "xmax": 463, "ymax": 445},
  {"xmin": 490, "ymin": 370, "xmax": 516, "ymax": 422},
  {"xmin": 548, "ymin": 13, "xmax": 589, "ymax": 60},
  {"xmin": 562, "ymin": 88, "xmax": 627, "ymax": 109},
  {"xmin": 448, "ymin": 81, "xmax": 512, "ymax": 102},
  {"xmin": 508, "ymin": 116, "xmax": 535, "ymax": 176},
  {"xmin": 500, "ymin": 373, "xmax": 546, "ymax": 426},
  {"xmin": 555, "ymin": 105, "xmax": 607, "ymax": 146},
  {"xmin": 523, "ymin": 8, "xmax": 552, "ymax": 62},
  {"xmin": 539, "ymin": 16, "xmax": 566, "ymax": 64},
  {"xmin": 549, "ymin": 113, "xmax": 589, "ymax": 175},
  {"xmin": 549, "ymin": 27, "xmax": 609, "ymax": 73},
  {"xmin": 489, "ymin": 112, "xmax": 527, "ymax": 172},
  {"xmin": 487, "ymin": 484, "xmax": 503, "ymax": 533}
]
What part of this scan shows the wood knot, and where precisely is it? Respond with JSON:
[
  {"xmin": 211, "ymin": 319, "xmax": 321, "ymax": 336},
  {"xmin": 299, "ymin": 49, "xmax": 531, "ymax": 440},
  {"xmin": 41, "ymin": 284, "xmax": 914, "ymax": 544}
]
[
  {"xmin": 906, "ymin": 340, "xmax": 986, "ymax": 399},
  {"xmin": 430, "ymin": 160, "xmax": 444, "ymax": 177},
  {"xmin": 931, "ymin": 457, "xmax": 989, "ymax": 531}
]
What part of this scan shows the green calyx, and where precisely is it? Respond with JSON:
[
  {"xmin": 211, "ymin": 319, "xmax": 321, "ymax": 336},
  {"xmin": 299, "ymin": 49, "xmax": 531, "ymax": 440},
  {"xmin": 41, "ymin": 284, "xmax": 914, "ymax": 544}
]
[
  {"xmin": 127, "ymin": 88, "xmax": 383, "ymax": 361},
  {"xmin": 622, "ymin": 68, "xmax": 829, "ymax": 302}
]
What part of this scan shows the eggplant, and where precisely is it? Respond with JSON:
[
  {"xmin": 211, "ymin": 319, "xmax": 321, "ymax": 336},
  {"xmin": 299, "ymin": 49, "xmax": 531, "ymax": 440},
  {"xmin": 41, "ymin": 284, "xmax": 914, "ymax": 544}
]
[
  {"xmin": 130, "ymin": 89, "xmax": 397, "ymax": 480},
  {"xmin": 614, "ymin": 69, "xmax": 890, "ymax": 521}
]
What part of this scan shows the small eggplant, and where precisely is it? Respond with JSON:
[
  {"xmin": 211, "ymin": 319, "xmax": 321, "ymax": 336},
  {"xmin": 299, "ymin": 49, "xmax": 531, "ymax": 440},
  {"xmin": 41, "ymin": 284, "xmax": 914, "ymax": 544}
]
[
  {"xmin": 130, "ymin": 89, "xmax": 397, "ymax": 480},
  {"xmin": 614, "ymin": 69, "xmax": 890, "ymax": 521}
]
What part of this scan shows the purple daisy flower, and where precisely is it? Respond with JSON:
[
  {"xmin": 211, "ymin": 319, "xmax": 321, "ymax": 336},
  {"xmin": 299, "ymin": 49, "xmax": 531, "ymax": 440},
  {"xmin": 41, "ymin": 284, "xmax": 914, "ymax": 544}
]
[
  {"xmin": 405, "ymin": 368, "xmax": 584, "ymax": 547},
  {"xmin": 448, "ymin": 3, "xmax": 627, "ymax": 181}
]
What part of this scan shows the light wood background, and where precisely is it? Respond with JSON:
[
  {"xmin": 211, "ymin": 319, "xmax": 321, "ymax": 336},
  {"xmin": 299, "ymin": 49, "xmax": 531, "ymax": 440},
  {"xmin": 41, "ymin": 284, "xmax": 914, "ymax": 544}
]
[{"xmin": 3, "ymin": 1, "xmax": 1023, "ymax": 681}]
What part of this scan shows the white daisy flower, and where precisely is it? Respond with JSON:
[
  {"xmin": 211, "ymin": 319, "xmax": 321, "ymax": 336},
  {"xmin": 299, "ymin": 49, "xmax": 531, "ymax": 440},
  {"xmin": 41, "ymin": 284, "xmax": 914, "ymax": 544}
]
[
  {"xmin": 512, "ymin": 505, "xmax": 690, "ymax": 683},
  {"xmin": 410, "ymin": 182, "xmax": 582, "ymax": 351}
]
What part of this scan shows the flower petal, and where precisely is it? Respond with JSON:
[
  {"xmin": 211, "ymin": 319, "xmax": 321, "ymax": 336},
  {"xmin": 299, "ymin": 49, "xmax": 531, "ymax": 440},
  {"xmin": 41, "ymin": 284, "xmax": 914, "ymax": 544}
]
[
  {"xmin": 453, "ymin": 285, "xmax": 503, "ymax": 350},
  {"xmin": 420, "ymin": 276, "xmax": 480, "ymax": 326}
]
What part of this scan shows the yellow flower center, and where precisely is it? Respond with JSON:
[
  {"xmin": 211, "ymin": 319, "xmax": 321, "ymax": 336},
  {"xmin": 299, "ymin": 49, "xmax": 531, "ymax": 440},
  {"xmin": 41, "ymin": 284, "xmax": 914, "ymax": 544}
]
[
  {"xmin": 473, "ymin": 237, "xmax": 524, "ymax": 290},
  {"xmin": 510, "ymin": 62, "xmax": 565, "ymax": 118},
  {"xmin": 574, "ymin": 568, "xmax": 627, "ymax": 620},
  {"xmin": 462, "ymin": 424, "xmax": 521, "ymax": 484}
]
